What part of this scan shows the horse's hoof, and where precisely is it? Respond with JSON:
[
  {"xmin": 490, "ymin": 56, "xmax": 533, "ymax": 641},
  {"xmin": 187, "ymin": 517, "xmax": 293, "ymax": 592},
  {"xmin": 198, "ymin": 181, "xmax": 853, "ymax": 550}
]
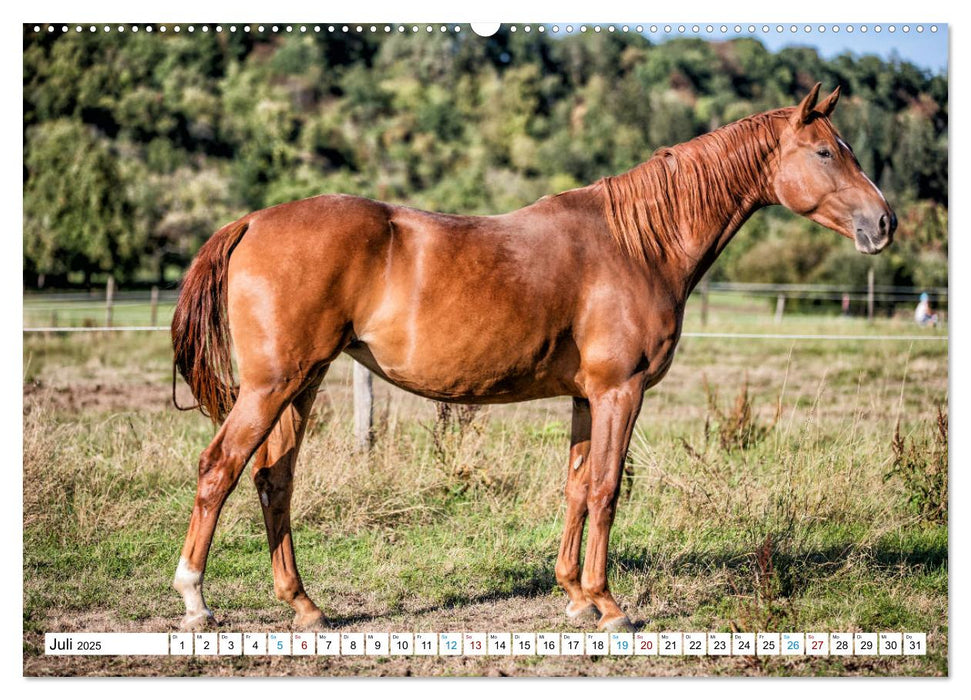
[
  {"xmin": 180, "ymin": 611, "xmax": 217, "ymax": 631},
  {"xmin": 565, "ymin": 601, "xmax": 600, "ymax": 626},
  {"xmin": 293, "ymin": 611, "xmax": 331, "ymax": 631},
  {"xmin": 600, "ymin": 615, "xmax": 635, "ymax": 633}
]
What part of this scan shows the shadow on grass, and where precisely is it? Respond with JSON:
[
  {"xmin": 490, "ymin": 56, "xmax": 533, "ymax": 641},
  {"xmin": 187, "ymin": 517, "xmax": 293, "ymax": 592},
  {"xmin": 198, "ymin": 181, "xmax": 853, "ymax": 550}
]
[
  {"xmin": 613, "ymin": 540, "xmax": 947, "ymax": 579},
  {"xmin": 327, "ymin": 540, "xmax": 945, "ymax": 627},
  {"xmin": 331, "ymin": 561, "xmax": 560, "ymax": 627}
]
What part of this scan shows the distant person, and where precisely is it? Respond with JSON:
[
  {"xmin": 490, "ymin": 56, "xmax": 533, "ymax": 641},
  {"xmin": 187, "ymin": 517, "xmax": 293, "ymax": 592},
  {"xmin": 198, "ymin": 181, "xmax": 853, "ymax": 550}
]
[
  {"xmin": 841, "ymin": 292, "xmax": 851, "ymax": 316},
  {"xmin": 915, "ymin": 292, "xmax": 939, "ymax": 327}
]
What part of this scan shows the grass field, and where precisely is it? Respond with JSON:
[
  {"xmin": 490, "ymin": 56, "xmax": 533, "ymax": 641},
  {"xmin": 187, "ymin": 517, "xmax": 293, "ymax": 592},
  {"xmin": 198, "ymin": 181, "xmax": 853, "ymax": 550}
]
[{"xmin": 22, "ymin": 308, "xmax": 948, "ymax": 677}]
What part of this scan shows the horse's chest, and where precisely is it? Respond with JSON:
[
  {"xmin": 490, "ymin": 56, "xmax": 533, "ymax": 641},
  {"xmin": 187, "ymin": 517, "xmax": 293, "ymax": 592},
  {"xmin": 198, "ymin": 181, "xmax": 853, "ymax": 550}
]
[{"xmin": 644, "ymin": 341, "xmax": 678, "ymax": 389}]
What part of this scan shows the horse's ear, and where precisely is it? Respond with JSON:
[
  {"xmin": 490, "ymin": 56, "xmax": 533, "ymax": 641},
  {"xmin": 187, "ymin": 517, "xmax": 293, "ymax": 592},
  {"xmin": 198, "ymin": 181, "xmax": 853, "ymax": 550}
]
[
  {"xmin": 790, "ymin": 82, "xmax": 822, "ymax": 127},
  {"xmin": 816, "ymin": 85, "xmax": 841, "ymax": 117}
]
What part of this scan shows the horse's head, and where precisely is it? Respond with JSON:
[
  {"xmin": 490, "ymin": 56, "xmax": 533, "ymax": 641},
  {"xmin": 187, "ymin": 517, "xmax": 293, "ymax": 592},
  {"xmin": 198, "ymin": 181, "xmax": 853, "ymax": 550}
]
[{"xmin": 772, "ymin": 83, "xmax": 896, "ymax": 254}]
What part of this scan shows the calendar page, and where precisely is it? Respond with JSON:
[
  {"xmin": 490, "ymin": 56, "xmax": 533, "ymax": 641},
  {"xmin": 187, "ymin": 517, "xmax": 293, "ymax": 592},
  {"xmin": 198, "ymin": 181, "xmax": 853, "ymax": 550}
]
[{"xmin": 22, "ymin": 13, "xmax": 948, "ymax": 678}]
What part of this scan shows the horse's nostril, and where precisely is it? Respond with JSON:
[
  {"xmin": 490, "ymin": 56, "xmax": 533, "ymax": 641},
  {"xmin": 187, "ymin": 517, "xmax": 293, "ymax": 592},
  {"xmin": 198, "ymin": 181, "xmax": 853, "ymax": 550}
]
[{"xmin": 879, "ymin": 214, "xmax": 889, "ymax": 235}]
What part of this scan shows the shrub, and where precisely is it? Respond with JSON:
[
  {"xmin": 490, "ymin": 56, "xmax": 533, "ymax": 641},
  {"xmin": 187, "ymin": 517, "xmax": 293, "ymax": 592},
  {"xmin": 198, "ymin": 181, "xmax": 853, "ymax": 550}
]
[{"xmin": 885, "ymin": 405, "xmax": 948, "ymax": 525}]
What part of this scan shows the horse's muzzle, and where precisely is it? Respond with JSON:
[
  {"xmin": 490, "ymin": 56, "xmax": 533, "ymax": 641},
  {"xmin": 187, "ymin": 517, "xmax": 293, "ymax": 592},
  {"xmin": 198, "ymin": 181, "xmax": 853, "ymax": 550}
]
[{"xmin": 854, "ymin": 209, "xmax": 896, "ymax": 255}]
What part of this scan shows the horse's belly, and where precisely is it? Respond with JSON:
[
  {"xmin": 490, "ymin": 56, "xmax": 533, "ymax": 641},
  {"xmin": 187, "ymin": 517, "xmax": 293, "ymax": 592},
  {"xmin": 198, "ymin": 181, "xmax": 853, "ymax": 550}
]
[{"xmin": 345, "ymin": 328, "xmax": 578, "ymax": 403}]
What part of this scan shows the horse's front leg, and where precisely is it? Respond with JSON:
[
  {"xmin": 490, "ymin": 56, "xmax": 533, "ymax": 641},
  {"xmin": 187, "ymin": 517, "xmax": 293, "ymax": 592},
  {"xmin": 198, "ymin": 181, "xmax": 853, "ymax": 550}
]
[
  {"xmin": 581, "ymin": 379, "xmax": 644, "ymax": 632},
  {"xmin": 555, "ymin": 398, "xmax": 598, "ymax": 624}
]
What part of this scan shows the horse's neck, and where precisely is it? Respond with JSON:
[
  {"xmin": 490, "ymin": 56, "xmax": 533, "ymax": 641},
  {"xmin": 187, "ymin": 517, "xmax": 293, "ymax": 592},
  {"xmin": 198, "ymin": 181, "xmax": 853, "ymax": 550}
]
[
  {"xmin": 666, "ymin": 135, "xmax": 781, "ymax": 296},
  {"xmin": 680, "ymin": 197, "xmax": 768, "ymax": 295},
  {"xmin": 598, "ymin": 113, "xmax": 783, "ymax": 299}
]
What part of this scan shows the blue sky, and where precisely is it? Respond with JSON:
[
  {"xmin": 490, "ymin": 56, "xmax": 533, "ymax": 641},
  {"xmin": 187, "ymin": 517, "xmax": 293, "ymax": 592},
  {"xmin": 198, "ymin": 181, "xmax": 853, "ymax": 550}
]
[{"xmin": 644, "ymin": 23, "xmax": 948, "ymax": 75}]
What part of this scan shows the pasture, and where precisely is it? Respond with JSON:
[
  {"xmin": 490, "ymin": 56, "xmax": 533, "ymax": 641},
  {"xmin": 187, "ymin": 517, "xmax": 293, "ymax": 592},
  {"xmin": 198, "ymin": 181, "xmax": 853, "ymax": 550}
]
[{"xmin": 22, "ymin": 304, "xmax": 947, "ymax": 676}]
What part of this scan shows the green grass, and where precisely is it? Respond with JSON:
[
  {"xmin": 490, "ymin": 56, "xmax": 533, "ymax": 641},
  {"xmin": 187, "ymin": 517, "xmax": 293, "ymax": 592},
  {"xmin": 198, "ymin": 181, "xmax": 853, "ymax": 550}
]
[{"xmin": 22, "ymin": 317, "xmax": 948, "ymax": 676}]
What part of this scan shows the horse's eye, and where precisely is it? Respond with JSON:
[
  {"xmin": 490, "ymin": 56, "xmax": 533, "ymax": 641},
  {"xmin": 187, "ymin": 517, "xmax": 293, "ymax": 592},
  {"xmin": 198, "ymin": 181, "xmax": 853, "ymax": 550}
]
[{"xmin": 816, "ymin": 148, "xmax": 833, "ymax": 159}]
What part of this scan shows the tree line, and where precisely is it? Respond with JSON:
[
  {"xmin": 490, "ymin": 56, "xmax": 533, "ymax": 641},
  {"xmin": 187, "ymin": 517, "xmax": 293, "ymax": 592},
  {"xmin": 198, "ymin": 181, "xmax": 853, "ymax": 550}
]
[{"xmin": 23, "ymin": 26, "xmax": 948, "ymax": 292}]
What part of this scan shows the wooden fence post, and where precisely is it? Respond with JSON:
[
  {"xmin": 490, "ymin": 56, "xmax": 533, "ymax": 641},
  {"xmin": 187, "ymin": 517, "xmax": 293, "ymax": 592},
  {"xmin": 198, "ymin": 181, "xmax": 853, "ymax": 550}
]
[
  {"xmin": 867, "ymin": 267, "xmax": 875, "ymax": 323},
  {"xmin": 700, "ymin": 275, "xmax": 710, "ymax": 327},
  {"xmin": 150, "ymin": 285, "xmax": 159, "ymax": 327},
  {"xmin": 353, "ymin": 361, "xmax": 374, "ymax": 451},
  {"xmin": 774, "ymin": 294, "xmax": 786, "ymax": 324},
  {"xmin": 105, "ymin": 276, "xmax": 115, "ymax": 328}
]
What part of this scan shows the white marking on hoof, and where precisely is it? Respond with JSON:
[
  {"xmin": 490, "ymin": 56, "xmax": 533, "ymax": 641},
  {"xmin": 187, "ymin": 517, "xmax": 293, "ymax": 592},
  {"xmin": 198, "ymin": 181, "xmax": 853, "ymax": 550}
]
[
  {"xmin": 572, "ymin": 455, "xmax": 583, "ymax": 470},
  {"xmin": 174, "ymin": 557, "xmax": 213, "ymax": 622}
]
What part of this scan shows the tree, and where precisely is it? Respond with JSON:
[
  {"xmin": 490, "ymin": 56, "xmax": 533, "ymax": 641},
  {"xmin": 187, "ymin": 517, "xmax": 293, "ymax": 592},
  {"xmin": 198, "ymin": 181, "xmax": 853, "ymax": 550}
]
[
  {"xmin": 24, "ymin": 119, "xmax": 139, "ymax": 283},
  {"xmin": 22, "ymin": 27, "xmax": 948, "ymax": 291}
]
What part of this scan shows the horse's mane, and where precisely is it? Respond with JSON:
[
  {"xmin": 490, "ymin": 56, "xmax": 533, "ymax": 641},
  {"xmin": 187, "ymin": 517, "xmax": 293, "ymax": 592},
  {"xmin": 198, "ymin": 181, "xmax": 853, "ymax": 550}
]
[{"xmin": 600, "ymin": 108, "xmax": 790, "ymax": 262}]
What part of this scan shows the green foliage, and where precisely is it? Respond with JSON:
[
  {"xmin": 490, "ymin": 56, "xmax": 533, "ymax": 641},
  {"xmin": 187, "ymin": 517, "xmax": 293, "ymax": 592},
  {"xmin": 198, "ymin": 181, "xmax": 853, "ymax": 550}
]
[
  {"xmin": 24, "ymin": 120, "xmax": 137, "ymax": 281},
  {"xmin": 23, "ymin": 27, "xmax": 947, "ymax": 288}
]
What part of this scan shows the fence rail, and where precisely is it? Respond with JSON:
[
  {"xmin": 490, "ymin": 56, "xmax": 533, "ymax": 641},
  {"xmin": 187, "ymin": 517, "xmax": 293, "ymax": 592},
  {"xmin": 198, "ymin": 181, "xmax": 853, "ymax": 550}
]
[
  {"xmin": 23, "ymin": 283, "xmax": 948, "ymax": 454},
  {"xmin": 24, "ymin": 290, "xmax": 181, "ymax": 304},
  {"xmin": 707, "ymin": 282, "xmax": 947, "ymax": 304},
  {"xmin": 24, "ymin": 277, "xmax": 949, "ymax": 335},
  {"xmin": 23, "ymin": 283, "xmax": 948, "ymax": 305},
  {"xmin": 708, "ymin": 282, "xmax": 948, "ymax": 295},
  {"xmin": 21, "ymin": 325, "xmax": 948, "ymax": 342}
]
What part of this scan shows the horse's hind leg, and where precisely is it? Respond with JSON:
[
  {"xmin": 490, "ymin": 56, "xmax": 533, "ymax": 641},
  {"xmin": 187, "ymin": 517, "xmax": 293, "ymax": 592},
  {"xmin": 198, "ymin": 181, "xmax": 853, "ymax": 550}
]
[
  {"xmin": 174, "ymin": 379, "xmax": 306, "ymax": 630},
  {"xmin": 251, "ymin": 373, "xmax": 326, "ymax": 630}
]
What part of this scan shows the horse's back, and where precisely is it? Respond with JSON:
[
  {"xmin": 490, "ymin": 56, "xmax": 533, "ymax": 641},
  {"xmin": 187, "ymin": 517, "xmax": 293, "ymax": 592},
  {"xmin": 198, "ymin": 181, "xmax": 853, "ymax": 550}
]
[{"xmin": 236, "ymin": 194, "xmax": 394, "ymax": 261}]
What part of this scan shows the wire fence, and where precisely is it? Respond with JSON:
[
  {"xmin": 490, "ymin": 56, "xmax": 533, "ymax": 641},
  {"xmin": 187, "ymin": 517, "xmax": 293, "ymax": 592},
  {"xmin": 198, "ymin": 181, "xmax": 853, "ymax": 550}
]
[
  {"xmin": 708, "ymin": 281, "xmax": 948, "ymax": 305},
  {"xmin": 23, "ymin": 280, "xmax": 949, "ymax": 341},
  {"xmin": 23, "ymin": 284, "xmax": 948, "ymax": 305},
  {"xmin": 21, "ymin": 326, "xmax": 948, "ymax": 343},
  {"xmin": 23, "ymin": 283, "xmax": 947, "ymax": 454}
]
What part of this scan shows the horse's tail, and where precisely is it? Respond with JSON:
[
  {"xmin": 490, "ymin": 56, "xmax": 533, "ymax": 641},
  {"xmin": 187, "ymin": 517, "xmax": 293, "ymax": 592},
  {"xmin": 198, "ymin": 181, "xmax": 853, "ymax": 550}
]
[{"xmin": 171, "ymin": 219, "xmax": 250, "ymax": 424}]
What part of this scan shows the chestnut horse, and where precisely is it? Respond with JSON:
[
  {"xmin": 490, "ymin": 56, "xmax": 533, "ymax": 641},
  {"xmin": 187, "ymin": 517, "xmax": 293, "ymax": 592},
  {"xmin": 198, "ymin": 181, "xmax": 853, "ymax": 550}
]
[{"xmin": 171, "ymin": 84, "xmax": 894, "ymax": 632}]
